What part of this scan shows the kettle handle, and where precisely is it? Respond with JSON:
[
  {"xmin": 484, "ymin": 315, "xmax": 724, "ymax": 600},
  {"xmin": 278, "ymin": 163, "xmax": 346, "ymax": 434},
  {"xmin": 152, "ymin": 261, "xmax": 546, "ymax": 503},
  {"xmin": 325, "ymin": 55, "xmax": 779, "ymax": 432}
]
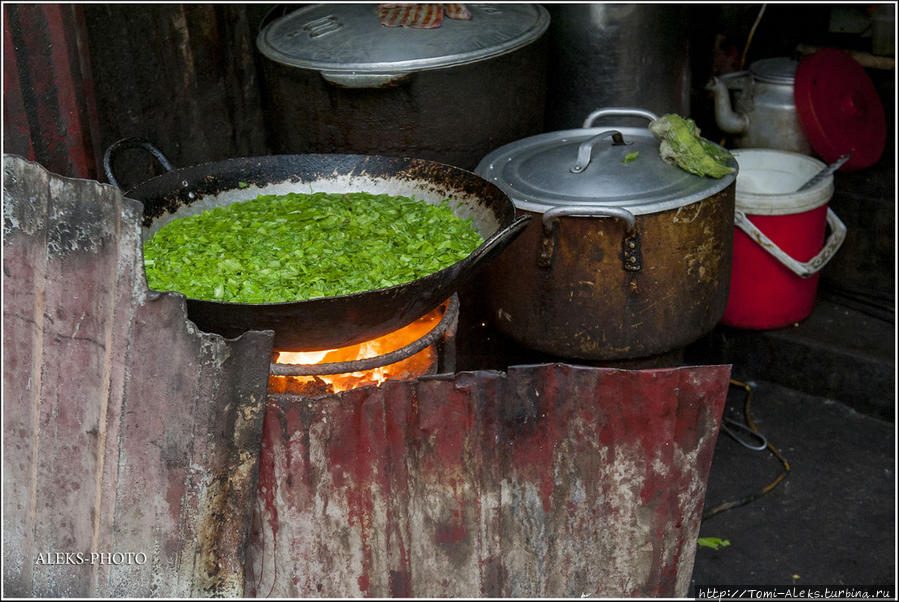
[{"xmin": 582, "ymin": 107, "xmax": 659, "ymax": 129}]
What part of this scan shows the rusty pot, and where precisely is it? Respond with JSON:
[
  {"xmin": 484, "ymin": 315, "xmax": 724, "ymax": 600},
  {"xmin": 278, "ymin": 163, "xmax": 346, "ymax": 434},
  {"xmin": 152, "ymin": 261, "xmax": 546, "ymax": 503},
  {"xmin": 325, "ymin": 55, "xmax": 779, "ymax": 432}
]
[{"xmin": 475, "ymin": 108, "xmax": 738, "ymax": 360}]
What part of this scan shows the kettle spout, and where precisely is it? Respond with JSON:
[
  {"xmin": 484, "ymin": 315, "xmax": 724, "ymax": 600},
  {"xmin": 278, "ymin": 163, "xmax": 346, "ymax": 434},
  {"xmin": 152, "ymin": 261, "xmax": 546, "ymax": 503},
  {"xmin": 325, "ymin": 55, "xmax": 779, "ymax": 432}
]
[{"xmin": 706, "ymin": 77, "xmax": 750, "ymax": 135}]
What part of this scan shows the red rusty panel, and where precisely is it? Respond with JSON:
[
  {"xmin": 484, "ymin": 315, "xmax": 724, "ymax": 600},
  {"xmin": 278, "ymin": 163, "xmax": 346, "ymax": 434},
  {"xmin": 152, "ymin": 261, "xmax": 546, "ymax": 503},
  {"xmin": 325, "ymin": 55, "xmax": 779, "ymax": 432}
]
[
  {"xmin": 3, "ymin": 4, "xmax": 101, "ymax": 179},
  {"xmin": 2, "ymin": 156, "xmax": 273, "ymax": 597},
  {"xmin": 247, "ymin": 363, "xmax": 731, "ymax": 597}
]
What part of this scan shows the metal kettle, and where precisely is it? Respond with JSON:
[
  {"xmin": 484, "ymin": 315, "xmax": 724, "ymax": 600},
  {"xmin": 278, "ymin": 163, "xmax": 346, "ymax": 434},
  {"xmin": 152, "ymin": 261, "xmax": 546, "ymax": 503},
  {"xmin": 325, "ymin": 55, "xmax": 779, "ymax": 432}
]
[{"xmin": 706, "ymin": 57, "xmax": 812, "ymax": 154}]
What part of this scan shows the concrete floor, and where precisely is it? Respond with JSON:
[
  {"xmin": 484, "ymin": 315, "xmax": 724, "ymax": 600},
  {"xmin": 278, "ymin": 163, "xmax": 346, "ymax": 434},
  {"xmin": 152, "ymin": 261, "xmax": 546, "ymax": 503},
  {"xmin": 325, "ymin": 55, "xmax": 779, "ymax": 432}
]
[
  {"xmin": 690, "ymin": 379, "xmax": 895, "ymax": 591},
  {"xmin": 687, "ymin": 296, "xmax": 896, "ymax": 594}
]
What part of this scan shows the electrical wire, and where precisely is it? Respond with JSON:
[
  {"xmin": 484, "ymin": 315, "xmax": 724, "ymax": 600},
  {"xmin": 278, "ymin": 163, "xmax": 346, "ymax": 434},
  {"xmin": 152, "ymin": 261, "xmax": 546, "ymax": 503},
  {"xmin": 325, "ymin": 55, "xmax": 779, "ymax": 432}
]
[
  {"xmin": 740, "ymin": 4, "xmax": 768, "ymax": 70},
  {"xmin": 716, "ymin": 4, "xmax": 767, "ymax": 147},
  {"xmin": 702, "ymin": 378, "xmax": 791, "ymax": 521}
]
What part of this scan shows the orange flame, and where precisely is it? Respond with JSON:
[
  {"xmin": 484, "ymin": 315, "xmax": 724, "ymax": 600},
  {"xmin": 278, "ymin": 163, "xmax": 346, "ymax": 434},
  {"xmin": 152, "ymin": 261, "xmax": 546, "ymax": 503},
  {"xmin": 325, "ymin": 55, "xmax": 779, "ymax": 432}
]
[{"xmin": 269, "ymin": 302, "xmax": 446, "ymax": 395}]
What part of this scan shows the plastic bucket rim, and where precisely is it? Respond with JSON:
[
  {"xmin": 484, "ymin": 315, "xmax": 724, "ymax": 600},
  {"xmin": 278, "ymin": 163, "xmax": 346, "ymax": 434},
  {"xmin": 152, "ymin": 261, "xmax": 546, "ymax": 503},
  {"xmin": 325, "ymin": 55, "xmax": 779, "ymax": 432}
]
[{"xmin": 731, "ymin": 148, "xmax": 834, "ymax": 216}]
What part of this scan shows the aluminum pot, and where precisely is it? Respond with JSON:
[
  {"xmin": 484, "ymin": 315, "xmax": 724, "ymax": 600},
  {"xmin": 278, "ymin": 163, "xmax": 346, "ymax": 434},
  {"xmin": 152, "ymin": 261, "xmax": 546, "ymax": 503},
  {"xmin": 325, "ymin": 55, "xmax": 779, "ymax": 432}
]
[
  {"xmin": 256, "ymin": 4, "xmax": 549, "ymax": 171},
  {"xmin": 476, "ymin": 108, "xmax": 738, "ymax": 360},
  {"xmin": 544, "ymin": 4, "xmax": 691, "ymax": 130}
]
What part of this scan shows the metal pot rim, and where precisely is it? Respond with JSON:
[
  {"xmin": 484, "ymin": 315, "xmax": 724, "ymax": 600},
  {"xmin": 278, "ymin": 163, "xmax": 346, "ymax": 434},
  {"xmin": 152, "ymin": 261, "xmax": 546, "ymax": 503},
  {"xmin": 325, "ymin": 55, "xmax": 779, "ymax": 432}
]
[
  {"xmin": 475, "ymin": 125, "xmax": 738, "ymax": 216},
  {"xmin": 256, "ymin": 4, "xmax": 549, "ymax": 74}
]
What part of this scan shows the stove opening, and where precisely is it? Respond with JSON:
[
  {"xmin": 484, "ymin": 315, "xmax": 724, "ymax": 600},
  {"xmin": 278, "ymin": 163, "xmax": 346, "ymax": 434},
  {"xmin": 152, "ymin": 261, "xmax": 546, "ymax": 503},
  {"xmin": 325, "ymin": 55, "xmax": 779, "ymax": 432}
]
[{"xmin": 268, "ymin": 296, "xmax": 458, "ymax": 396}]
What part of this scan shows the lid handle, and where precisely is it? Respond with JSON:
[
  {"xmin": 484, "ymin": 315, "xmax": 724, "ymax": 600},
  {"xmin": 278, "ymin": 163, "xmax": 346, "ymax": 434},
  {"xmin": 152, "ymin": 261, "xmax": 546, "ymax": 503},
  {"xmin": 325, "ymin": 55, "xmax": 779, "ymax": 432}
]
[
  {"xmin": 582, "ymin": 107, "xmax": 659, "ymax": 129},
  {"xmin": 570, "ymin": 129, "xmax": 626, "ymax": 174}
]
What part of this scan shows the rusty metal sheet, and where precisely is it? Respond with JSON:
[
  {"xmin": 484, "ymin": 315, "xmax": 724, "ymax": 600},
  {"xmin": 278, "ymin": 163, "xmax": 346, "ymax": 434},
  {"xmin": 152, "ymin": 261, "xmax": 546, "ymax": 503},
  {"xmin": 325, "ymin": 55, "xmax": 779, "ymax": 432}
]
[
  {"xmin": 2, "ymin": 5, "xmax": 101, "ymax": 179},
  {"xmin": 248, "ymin": 362, "xmax": 731, "ymax": 597},
  {"xmin": 2, "ymin": 155, "xmax": 273, "ymax": 597}
]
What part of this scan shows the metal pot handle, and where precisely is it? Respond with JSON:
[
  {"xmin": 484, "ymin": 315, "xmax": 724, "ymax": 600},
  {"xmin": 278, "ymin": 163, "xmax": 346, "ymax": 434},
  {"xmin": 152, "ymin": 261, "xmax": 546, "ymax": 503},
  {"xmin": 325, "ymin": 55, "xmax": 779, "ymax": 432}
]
[
  {"xmin": 581, "ymin": 107, "xmax": 660, "ymax": 129},
  {"xmin": 541, "ymin": 205, "xmax": 636, "ymax": 233},
  {"xmin": 103, "ymin": 137, "xmax": 174, "ymax": 188},
  {"xmin": 540, "ymin": 205, "xmax": 641, "ymax": 271},
  {"xmin": 734, "ymin": 208, "xmax": 847, "ymax": 278}
]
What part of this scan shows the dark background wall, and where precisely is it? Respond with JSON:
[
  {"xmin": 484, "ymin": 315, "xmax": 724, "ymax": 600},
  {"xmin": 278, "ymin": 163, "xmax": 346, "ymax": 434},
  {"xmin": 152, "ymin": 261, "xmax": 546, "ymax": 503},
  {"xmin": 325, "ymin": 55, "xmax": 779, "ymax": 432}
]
[
  {"xmin": 3, "ymin": 3, "xmax": 894, "ymax": 307},
  {"xmin": 3, "ymin": 3, "xmax": 274, "ymax": 186},
  {"xmin": 80, "ymin": 4, "xmax": 273, "ymax": 188},
  {"xmin": 4, "ymin": 4, "xmax": 891, "ymax": 177}
]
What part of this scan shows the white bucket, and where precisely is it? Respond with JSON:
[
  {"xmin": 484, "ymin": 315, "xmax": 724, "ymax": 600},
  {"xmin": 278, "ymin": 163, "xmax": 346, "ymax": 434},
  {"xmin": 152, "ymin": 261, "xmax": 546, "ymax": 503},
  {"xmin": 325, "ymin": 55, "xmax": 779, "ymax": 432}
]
[
  {"xmin": 722, "ymin": 149, "xmax": 847, "ymax": 328},
  {"xmin": 730, "ymin": 149, "xmax": 846, "ymax": 278}
]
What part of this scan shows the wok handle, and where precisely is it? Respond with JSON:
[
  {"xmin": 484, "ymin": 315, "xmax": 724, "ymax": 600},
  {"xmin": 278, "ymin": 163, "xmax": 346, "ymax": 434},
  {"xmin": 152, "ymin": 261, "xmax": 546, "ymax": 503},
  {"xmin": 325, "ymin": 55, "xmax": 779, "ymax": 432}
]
[
  {"xmin": 465, "ymin": 215, "xmax": 532, "ymax": 270},
  {"xmin": 103, "ymin": 137, "xmax": 174, "ymax": 188}
]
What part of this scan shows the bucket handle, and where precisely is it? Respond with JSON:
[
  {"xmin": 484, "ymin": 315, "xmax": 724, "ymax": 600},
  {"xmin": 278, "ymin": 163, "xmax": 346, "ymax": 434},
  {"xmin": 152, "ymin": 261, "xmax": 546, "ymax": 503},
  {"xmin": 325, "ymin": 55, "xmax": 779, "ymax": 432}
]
[{"xmin": 734, "ymin": 208, "xmax": 847, "ymax": 278}]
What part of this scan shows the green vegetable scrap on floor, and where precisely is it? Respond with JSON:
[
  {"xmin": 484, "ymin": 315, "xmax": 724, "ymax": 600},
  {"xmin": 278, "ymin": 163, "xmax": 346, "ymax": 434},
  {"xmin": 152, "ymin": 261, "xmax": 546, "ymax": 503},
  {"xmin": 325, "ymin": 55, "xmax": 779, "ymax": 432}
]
[
  {"xmin": 142, "ymin": 191, "xmax": 484, "ymax": 303},
  {"xmin": 649, "ymin": 113, "xmax": 734, "ymax": 178},
  {"xmin": 697, "ymin": 537, "xmax": 731, "ymax": 550}
]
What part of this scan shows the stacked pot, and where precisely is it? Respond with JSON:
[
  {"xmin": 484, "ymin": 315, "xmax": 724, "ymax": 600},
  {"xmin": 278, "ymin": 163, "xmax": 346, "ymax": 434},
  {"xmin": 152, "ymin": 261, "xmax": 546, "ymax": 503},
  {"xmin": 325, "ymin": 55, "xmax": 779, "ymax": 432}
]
[{"xmin": 256, "ymin": 3, "xmax": 550, "ymax": 170}]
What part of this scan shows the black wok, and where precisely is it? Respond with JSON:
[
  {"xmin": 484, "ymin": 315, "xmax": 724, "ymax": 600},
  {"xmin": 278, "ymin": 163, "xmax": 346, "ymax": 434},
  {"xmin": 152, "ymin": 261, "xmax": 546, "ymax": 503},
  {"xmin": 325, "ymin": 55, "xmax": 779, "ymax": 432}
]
[{"xmin": 105, "ymin": 140, "xmax": 529, "ymax": 350}]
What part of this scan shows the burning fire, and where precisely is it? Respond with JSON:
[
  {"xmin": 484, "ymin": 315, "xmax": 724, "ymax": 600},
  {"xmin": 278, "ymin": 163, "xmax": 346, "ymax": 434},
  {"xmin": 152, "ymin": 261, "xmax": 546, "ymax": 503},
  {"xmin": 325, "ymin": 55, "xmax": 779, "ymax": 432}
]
[{"xmin": 269, "ymin": 302, "xmax": 446, "ymax": 395}]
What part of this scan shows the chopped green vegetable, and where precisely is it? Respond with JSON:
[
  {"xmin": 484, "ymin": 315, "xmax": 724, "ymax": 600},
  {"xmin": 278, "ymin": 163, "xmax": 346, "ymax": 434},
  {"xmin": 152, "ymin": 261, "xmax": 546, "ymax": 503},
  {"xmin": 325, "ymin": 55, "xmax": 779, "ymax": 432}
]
[
  {"xmin": 697, "ymin": 537, "xmax": 731, "ymax": 550},
  {"xmin": 238, "ymin": 181, "xmax": 249, "ymax": 189},
  {"xmin": 142, "ymin": 192, "xmax": 484, "ymax": 303},
  {"xmin": 623, "ymin": 151, "xmax": 639, "ymax": 164},
  {"xmin": 649, "ymin": 113, "xmax": 734, "ymax": 178}
]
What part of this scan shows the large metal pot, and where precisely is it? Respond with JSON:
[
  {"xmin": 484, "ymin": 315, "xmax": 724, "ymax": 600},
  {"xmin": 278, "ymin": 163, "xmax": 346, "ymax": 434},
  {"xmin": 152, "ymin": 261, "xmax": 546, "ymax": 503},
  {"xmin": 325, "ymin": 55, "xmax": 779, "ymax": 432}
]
[
  {"xmin": 475, "ymin": 108, "xmax": 738, "ymax": 360},
  {"xmin": 543, "ymin": 4, "xmax": 691, "ymax": 130},
  {"xmin": 256, "ymin": 3, "xmax": 549, "ymax": 171},
  {"xmin": 105, "ymin": 142, "xmax": 529, "ymax": 351}
]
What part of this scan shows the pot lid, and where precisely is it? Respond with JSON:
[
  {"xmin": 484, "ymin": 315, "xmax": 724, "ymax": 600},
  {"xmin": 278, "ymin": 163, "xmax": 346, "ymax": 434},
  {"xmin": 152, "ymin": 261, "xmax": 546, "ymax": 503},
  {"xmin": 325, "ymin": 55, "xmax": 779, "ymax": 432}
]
[
  {"xmin": 750, "ymin": 57, "xmax": 798, "ymax": 84},
  {"xmin": 475, "ymin": 123, "xmax": 737, "ymax": 215},
  {"xmin": 256, "ymin": 4, "xmax": 549, "ymax": 73},
  {"xmin": 794, "ymin": 48, "xmax": 886, "ymax": 171}
]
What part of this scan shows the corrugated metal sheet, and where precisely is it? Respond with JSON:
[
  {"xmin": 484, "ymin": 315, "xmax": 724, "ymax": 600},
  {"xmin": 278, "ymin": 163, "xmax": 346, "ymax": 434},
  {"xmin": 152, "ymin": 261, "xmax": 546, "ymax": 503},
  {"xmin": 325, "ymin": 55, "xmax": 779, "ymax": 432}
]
[
  {"xmin": 2, "ymin": 155, "xmax": 273, "ymax": 597},
  {"xmin": 3, "ymin": 5, "xmax": 270, "ymax": 185},
  {"xmin": 248, "ymin": 363, "xmax": 730, "ymax": 597},
  {"xmin": 2, "ymin": 5, "xmax": 101, "ymax": 179}
]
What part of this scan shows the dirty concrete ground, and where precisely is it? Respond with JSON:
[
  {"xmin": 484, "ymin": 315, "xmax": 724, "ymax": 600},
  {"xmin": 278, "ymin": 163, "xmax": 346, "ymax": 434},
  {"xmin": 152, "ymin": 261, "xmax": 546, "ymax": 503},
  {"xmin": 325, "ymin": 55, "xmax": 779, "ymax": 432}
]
[
  {"xmin": 689, "ymin": 379, "xmax": 895, "ymax": 592},
  {"xmin": 686, "ymin": 294, "xmax": 896, "ymax": 594}
]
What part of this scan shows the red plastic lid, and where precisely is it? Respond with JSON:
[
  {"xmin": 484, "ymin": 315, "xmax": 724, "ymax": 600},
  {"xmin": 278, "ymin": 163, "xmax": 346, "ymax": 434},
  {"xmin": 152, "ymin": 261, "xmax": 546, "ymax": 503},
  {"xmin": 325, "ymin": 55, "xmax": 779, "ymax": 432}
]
[{"xmin": 794, "ymin": 48, "xmax": 886, "ymax": 171}]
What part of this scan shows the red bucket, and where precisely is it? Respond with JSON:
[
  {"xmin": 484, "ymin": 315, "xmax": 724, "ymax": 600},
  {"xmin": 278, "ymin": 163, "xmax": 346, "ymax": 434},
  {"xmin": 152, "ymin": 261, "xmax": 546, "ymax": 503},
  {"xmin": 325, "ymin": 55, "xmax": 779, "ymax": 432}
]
[{"xmin": 721, "ymin": 149, "xmax": 846, "ymax": 329}]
